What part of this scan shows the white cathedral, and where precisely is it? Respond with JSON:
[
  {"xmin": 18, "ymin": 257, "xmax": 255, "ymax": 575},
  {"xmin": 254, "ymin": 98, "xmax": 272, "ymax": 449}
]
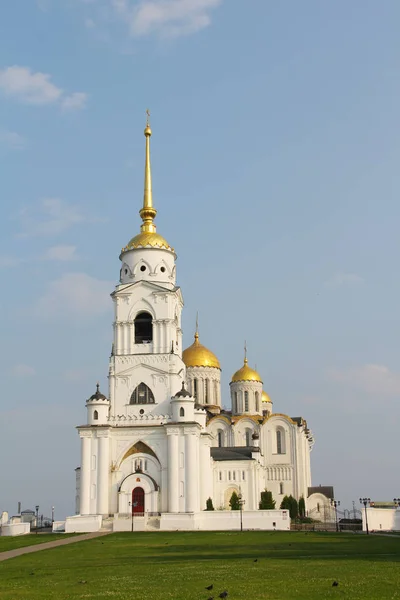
[{"xmin": 66, "ymin": 119, "xmax": 327, "ymax": 533}]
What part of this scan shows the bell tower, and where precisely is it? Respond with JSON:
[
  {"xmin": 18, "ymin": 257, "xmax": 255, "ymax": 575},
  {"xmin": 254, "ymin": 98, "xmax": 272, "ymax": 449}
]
[{"xmin": 108, "ymin": 114, "xmax": 185, "ymax": 419}]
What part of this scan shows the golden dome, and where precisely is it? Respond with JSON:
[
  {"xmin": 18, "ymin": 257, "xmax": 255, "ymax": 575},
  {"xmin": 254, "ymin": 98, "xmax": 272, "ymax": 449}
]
[
  {"xmin": 183, "ymin": 332, "xmax": 221, "ymax": 369},
  {"xmin": 122, "ymin": 231, "xmax": 174, "ymax": 253},
  {"xmin": 231, "ymin": 358, "xmax": 262, "ymax": 383},
  {"xmin": 262, "ymin": 390, "xmax": 272, "ymax": 403}
]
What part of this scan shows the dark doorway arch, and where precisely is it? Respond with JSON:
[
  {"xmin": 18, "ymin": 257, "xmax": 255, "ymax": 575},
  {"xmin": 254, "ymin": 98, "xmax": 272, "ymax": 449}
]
[
  {"xmin": 132, "ymin": 487, "xmax": 145, "ymax": 514},
  {"xmin": 134, "ymin": 312, "xmax": 153, "ymax": 344}
]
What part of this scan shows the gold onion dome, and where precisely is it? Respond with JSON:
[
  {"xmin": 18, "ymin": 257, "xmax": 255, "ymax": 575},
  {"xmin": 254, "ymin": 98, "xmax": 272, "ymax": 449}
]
[
  {"xmin": 183, "ymin": 332, "xmax": 221, "ymax": 370},
  {"xmin": 262, "ymin": 390, "xmax": 272, "ymax": 403},
  {"xmin": 231, "ymin": 358, "xmax": 262, "ymax": 383},
  {"xmin": 121, "ymin": 111, "xmax": 174, "ymax": 255}
]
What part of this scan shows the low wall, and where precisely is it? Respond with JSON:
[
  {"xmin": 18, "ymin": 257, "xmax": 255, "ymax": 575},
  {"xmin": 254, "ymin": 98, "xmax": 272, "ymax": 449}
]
[
  {"xmin": 363, "ymin": 508, "xmax": 400, "ymax": 532},
  {"xmin": 52, "ymin": 521, "xmax": 66, "ymax": 532},
  {"xmin": 65, "ymin": 515, "xmax": 102, "ymax": 533},
  {"xmin": 160, "ymin": 510, "xmax": 290, "ymax": 531},
  {"xmin": 1, "ymin": 522, "xmax": 30, "ymax": 536}
]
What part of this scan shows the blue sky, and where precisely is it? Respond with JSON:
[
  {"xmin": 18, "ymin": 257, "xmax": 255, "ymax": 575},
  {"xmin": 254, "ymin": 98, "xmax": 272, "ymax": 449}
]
[{"xmin": 1, "ymin": 0, "xmax": 400, "ymax": 520}]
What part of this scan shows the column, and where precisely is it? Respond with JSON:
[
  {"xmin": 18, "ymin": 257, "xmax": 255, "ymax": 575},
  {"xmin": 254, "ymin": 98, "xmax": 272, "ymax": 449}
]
[
  {"xmin": 159, "ymin": 321, "xmax": 165, "ymax": 353},
  {"xmin": 167, "ymin": 430, "xmax": 179, "ymax": 512},
  {"xmin": 115, "ymin": 323, "xmax": 121, "ymax": 354},
  {"xmin": 97, "ymin": 433, "xmax": 110, "ymax": 516},
  {"xmin": 153, "ymin": 320, "xmax": 158, "ymax": 353},
  {"xmin": 199, "ymin": 436, "xmax": 211, "ymax": 511},
  {"xmin": 185, "ymin": 431, "xmax": 198, "ymax": 512},
  {"xmin": 80, "ymin": 432, "xmax": 91, "ymax": 515}
]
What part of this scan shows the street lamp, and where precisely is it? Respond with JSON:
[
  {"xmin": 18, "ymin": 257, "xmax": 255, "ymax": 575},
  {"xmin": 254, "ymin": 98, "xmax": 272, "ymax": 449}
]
[
  {"xmin": 52, "ymin": 506, "xmax": 55, "ymax": 525},
  {"xmin": 128, "ymin": 501, "xmax": 138, "ymax": 532},
  {"xmin": 360, "ymin": 498, "xmax": 371, "ymax": 535},
  {"xmin": 35, "ymin": 505, "xmax": 39, "ymax": 535},
  {"xmin": 393, "ymin": 498, "xmax": 400, "ymax": 508},
  {"xmin": 237, "ymin": 491, "xmax": 245, "ymax": 532},
  {"xmin": 331, "ymin": 499, "xmax": 340, "ymax": 532}
]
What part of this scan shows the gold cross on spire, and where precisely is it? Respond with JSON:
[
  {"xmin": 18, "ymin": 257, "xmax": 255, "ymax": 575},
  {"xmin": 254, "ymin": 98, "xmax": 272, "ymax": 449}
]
[
  {"xmin": 244, "ymin": 340, "xmax": 247, "ymax": 363},
  {"xmin": 146, "ymin": 108, "xmax": 150, "ymax": 126}
]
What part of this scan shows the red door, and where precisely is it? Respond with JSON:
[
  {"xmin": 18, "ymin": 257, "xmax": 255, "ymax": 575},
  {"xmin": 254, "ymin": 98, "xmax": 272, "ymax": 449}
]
[{"xmin": 132, "ymin": 487, "xmax": 145, "ymax": 515}]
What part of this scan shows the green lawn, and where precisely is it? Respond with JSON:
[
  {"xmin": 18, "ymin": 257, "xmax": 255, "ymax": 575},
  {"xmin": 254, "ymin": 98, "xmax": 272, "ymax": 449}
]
[
  {"xmin": 0, "ymin": 531, "xmax": 399, "ymax": 600},
  {"xmin": 0, "ymin": 533, "xmax": 75, "ymax": 553}
]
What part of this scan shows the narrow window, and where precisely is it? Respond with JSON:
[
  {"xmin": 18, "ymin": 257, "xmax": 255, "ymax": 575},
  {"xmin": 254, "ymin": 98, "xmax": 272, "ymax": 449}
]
[
  {"xmin": 228, "ymin": 471, "xmax": 231, "ymax": 481},
  {"xmin": 245, "ymin": 429, "xmax": 251, "ymax": 446},
  {"xmin": 193, "ymin": 378, "xmax": 198, "ymax": 399},
  {"xmin": 277, "ymin": 430, "xmax": 282, "ymax": 454},
  {"xmin": 218, "ymin": 430, "xmax": 224, "ymax": 448},
  {"xmin": 219, "ymin": 472, "xmax": 222, "ymax": 481},
  {"xmin": 130, "ymin": 382, "xmax": 155, "ymax": 405},
  {"xmin": 134, "ymin": 312, "xmax": 153, "ymax": 344},
  {"xmin": 280, "ymin": 482, "xmax": 284, "ymax": 495},
  {"xmin": 180, "ymin": 407, "xmax": 185, "ymax": 417},
  {"xmin": 214, "ymin": 380, "xmax": 218, "ymax": 403},
  {"xmin": 234, "ymin": 392, "xmax": 238, "ymax": 413},
  {"xmin": 242, "ymin": 471, "xmax": 245, "ymax": 481},
  {"xmin": 205, "ymin": 379, "xmax": 209, "ymax": 403},
  {"xmin": 144, "ymin": 460, "xmax": 148, "ymax": 471},
  {"xmin": 317, "ymin": 503, "xmax": 320, "ymax": 512},
  {"xmin": 93, "ymin": 410, "xmax": 98, "ymax": 421},
  {"xmin": 233, "ymin": 471, "xmax": 236, "ymax": 481},
  {"xmin": 244, "ymin": 391, "xmax": 249, "ymax": 411},
  {"xmin": 255, "ymin": 392, "xmax": 259, "ymax": 412}
]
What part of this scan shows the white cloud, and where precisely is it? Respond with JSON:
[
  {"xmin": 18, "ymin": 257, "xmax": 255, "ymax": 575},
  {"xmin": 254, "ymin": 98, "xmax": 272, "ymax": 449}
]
[
  {"xmin": 328, "ymin": 364, "xmax": 400, "ymax": 396},
  {"xmin": 61, "ymin": 92, "xmax": 88, "ymax": 111},
  {"xmin": 35, "ymin": 272, "xmax": 112, "ymax": 319},
  {"xmin": 82, "ymin": 0, "xmax": 222, "ymax": 39},
  {"xmin": 11, "ymin": 364, "xmax": 36, "ymax": 377},
  {"xmin": 0, "ymin": 66, "xmax": 87, "ymax": 110},
  {"xmin": 0, "ymin": 130, "xmax": 27, "ymax": 150},
  {"xmin": 43, "ymin": 245, "xmax": 78, "ymax": 261},
  {"xmin": 17, "ymin": 198, "xmax": 95, "ymax": 237},
  {"xmin": 324, "ymin": 272, "xmax": 364, "ymax": 288}
]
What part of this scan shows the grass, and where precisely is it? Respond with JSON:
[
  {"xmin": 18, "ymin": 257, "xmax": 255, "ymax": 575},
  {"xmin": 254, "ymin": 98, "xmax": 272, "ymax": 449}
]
[
  {"xmin": 0, "ymin": 533, "xmax": 76, "ymax": 553},
  {"xmin": 0, "ymin": 531, "xmax": 399, "ymax": 599}
]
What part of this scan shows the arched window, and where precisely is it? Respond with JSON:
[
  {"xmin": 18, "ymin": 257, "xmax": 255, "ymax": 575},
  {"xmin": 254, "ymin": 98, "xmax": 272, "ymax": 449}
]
[
  {"xmin": 233, "ymin": 392, "xmax": 238, "ymax": 413},
  {"xmin": 245, "ymin": 429, "xmax": 252, "ymax": 446},
  {"xmin": 218, "ymin": 430, "xmax": 224, "ymax": 448},
  {"xmin": 280, "ymin": 482, "xmax": 284, "ymax": 495},
  {"xmin": 130, "ymin": 383, "xmax": 155, "ymax": 405},
  {"xmin": 276, "ymin": 429, "xmax": 286, "ymax": 454},
  {"xmin": 180, "ymin": 407, "xmax": 185, "ymax": 417},
  {"xmin": 214, "ymin": 380, "xmax": 218, "ymax": 404},
  {"xmin": 93, "ymin": 410, "xmax": 98, "ymax": 421},
  {"xmin": 134, "ymin": 312, "xmax": 153, "ymax": 344},
  {"xmin": 244, "ymin": 391, "xmax": 249, "ymax": 412},
  {"xmin": 193, "ymin": 378, "xmax": 198, "ymax": 399},
  {"xmin": 255, "ymin": 392, "xmax": 259, "ymax": 412}
]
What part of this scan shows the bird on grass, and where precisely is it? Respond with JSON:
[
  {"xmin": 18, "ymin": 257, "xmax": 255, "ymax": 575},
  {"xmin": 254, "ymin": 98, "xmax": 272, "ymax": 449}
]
[
  {"xmin": 79, "ymin": 580, "xmax": 87, "ymax": 584},
  {"xmin": 253, "ymin": 559, "xmax": 258, "ymax": 562},
  {"xmin": 219, "ymin": 592, "xmax": 228, "ymax": 599},
  {"xmin": 332, "ymin": 581, "xmax": 339, "ymax": 587},
  {"xmin": 206, "ymin": 584, "xmax": 213, "ymax": 590}
]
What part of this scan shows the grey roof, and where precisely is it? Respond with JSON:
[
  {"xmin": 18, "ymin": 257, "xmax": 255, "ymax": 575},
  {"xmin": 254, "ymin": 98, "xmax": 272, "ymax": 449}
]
[
  {"xmin": 211, "ymin": 447, "xmax": 255, "ymax": 462},
  {"xmin": 88, "ymin": 383, "xmax": 107, "ymax": 401},
  {"xmin": 175, "ymin": 382, "xmax": 192, "ymax": 398},
  {"xmin": 291, "ymin": 417, "xmax": 303, "ymax": 426},
  {"xmin": 308, "ymin": 486, "xmax": 334, "ymax": 499}
]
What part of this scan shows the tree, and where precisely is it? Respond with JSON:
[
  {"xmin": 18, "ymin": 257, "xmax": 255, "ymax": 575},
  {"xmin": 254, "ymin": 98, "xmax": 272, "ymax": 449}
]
[
  {"xmin": 205, "ymin": 497, "xmax": 215, "ymax": 511},
  {"xmin": 259, "ymin": 490, "xmax": 276, "ymax": 510},
  {"xmin": 298, "ymin": 496, "xmax": 306, "ymax": 519},
  {"xmin": 280, "ymin": 495, "xmax": 299, "ymax": 520},
  {"xmin": 229, "ymin": 491, "xmax": 240, "ymax": 510}
]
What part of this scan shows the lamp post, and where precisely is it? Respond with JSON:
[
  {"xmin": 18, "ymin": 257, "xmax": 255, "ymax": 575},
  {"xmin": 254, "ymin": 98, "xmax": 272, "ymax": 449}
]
[
  {"xmin": 331, "ymin": 499, "xmax": 340, "ymax": 532},
  {"xmin": 128, "ymin": 501, "xmax": 138, "ymax": 532},
  {"xmin": 360, "ymin": 498, "xmax": 371, "ymax": 535},
  {"xmin": 352, "ymin": 500, "xmax": 356, "ymax": 520},
  {"xmin": 393, "ymin": 498, "xmax": 400, "ymax": 508},
  {"xmin": 35, "ymin": 505, "xmax": 39, "ymax": 535},
  {"xmin": 238, "ymin": 491, "xmax": 245, "ymax": 532},
  {"xmin": 51, "ymin": 506, "xmax": 55, "ymax": 525}
]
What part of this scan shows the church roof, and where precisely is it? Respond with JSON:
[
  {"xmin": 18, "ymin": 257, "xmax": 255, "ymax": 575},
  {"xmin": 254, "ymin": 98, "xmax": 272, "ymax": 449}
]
[
  {"xmin": 231, "ymin": 358, "xmax": 262, "ymax": 383},
  {"xmin": 183, "ymin": 331, "xmax": 220, "ymax": 369},
  {"xmin": 308, "ymin": 486, "xmax": 334, "ymax": 499},
  {"xmin": 88, "ymin": 383, "xmax": 107, "ymax": 401},
  {"xmin": 211, "ymin": 447, "xmax": 255, "ymax": 461}
]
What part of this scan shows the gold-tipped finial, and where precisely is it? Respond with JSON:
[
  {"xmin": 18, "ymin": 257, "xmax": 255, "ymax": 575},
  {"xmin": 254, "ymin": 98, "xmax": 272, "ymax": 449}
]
[
  {"xmin": 244, "ymin": 340, "xmax": 248, "ymax": 364},
  {"xmin": 140, "ymin": 109, "xmax": 157, "ymax": 233},
  {"xmin": 195, "ymin": 312, "xmax": 199, "ymax": 341}
]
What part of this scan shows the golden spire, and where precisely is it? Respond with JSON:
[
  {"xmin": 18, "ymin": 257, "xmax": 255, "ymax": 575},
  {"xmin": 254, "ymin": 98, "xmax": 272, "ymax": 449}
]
[
  {"xmin": 195, "ymin": 312, "xmax": 199, "ymax": 342},
  {"xmin": 244, "ymin": 340, "xmax": 248, "ymax": 365},
  {"xmin": 139, "ymin": 109, "xmax": 157, "ymax": 233}
]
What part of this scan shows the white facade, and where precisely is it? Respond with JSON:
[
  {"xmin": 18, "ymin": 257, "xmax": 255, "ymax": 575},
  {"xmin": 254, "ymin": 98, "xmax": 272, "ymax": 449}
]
[{"xmin": 67, "ymin": 121, "xmax": 318, "ymax": 532}]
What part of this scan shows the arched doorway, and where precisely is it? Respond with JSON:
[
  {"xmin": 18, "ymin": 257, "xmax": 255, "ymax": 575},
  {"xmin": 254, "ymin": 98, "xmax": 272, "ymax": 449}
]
[{"xmin": 132, "ymin": 487, "xmax": 145, "ymax": 515}]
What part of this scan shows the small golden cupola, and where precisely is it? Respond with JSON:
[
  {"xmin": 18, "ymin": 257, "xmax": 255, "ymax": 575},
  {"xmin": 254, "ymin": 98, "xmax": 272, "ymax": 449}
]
[
  {"xmin": 120, "ymin": 111, "xmax": 174, "ymax": 255},
  {"xmin": 231, "ymin": 356, "xmax": 262, "ymax": 383},
  {"xmin": 262, "ymin": 390, "xmax": 272, "ymax": 404},
  {"xmin": 183, "ymin": 318, "xmax": 221, "ymax": 411}
]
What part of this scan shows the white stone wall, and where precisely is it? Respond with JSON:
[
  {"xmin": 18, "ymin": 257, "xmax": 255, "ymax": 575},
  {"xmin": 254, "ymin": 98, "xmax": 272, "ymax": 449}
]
[
  {"xmin": 363, "ymin": 507, "xmax": 400, "ymax": 532},
  {"xmin": 230, "ymin": 380, "xmax": 263, "ymax": 416},
  {"xmin": 186, "ymin": 366, "xmax": 221, "ymax": 407}
]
